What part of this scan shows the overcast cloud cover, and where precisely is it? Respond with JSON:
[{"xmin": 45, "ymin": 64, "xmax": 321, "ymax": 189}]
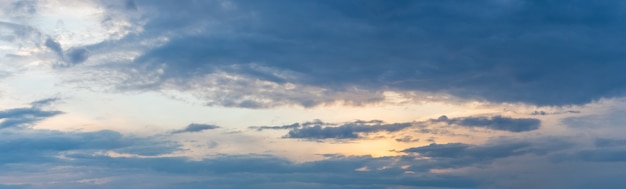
[{"xmin": 2, "ymin": 0, "xmax": 626, "ymax": 188}]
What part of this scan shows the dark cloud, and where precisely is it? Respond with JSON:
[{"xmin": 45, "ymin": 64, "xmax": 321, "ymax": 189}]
[
  {"xmin": 171, "ymin": 123, "xmax": 220, "ymax": 134},
  {"xmin": 531, "ymin": 110, "xmax": 581, "ymax": 115},
  {"xmin": 433, "ymin": 115, "xmax": 540, "ymax": 132},
  {"xmin": 278, "ymin": 120, "xmax": 412, "ymax": 139},
  {"xmin": 82, "ymin": 0, "xmax": 626, "ymax": 107},
  {"xmin": 403, "ymin": 142, "xmax": 530, "ymax": 160},
  {"xmin": 395, "ymin": 136, "xmax": 419, "ymax": 143},
  {"xmin": 400, "ymin": 137, "xmax": 574, "ymax": 172},
  {"xmin": 577, "ymin": 149, "xmax": 626, "ymax": 162},
  {"xmin": 256, "ymin": 115, "xmax": 539, "ymax": 140},
  {"xmin": 42, "ymin": 37, "xmax": 90, "ymax": 66},
  {"xmin": 44, "ymin": 37, "xmax": 63, "ymax": 58},
  {"xmin": 65, "ymin": 47, "xmax": 90, "ymax": 64},
  {"xmin": 595, "ymin": 138, "xmax": 626, "ymax": 148},
  {"xmin": 0, "ymin": 128, "xmax": 179, "ymax": 164},
  {"xmin": 0, "ymin": 100, "xmax": 63, "ymax": 128}
]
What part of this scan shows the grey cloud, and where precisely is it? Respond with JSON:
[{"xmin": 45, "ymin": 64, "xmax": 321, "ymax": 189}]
[
  {"xmin": 65, "ymin": 47, "xmax": 89, "ymax": 64},
  {"xmin": 0, "ymin": 124, "xmax": 616, "ymax": 189},
  {"xmin": 257, "ymin": 115, "xmax": 539, "ymax": 140},
  {"xmin": 401, "ymin": 137, "xmax": 574, "ymax": 171},
  {"xmin": 562, "ymin": 110, "xmax": 626, "ymax": 130},
  {"xmin": 595, "ymin": 138, "xmax": 626, "ymax": 147},
  {"xmin": 251, "ymin": 123, "xmax": 301, "ymax": 131},
  {"xmin": 30, "ymin": 97, "xmax": 59, "ymax": 108},
  {"xmin": 0, "ymin": 106, "xmax": 62, "ymax": 128},
  {"xmin": 0, "ymin": 21, "xmax": 42, "ymax": 43},
  {"xmin": 576, "ymin": 149, "xmax": 626, "ymax": 162},
  {"xmin": 282, "ymin": 120, "xmax": 412, "ymax": 139},
  {"xmin": 250, "ymin": 120, "xmax": 324, "ymax": 131},
  {"xmin": 402, "ymin": 142, "xmax": 530, "ymax": 160},
  {"xmin": 80, "ymin": 0, "xmax": 626, "ymax": 107},
  {"xmin": 3, "ymin": 0, "xmax": 37, "ymax": 21},
  {"xmin": 1, "ymin": 152, "xmax": 478, "ymax": 189},
  {"xmin": 44, "ymin": 37, "xmax": 63, "ymax": 58},
  {"xmin": 434, "ymin": 115, "xmax": 540, "ymax": 132},
  {"xmin": 531, "ymin": 110, "xmax": 581, "ymax": 115},
  {"xmin": 0, "ymin": 184, "xmax": 26, "ymax": 189},
  {"xmin": 0, "ymin": 128, "xmax": 179, "ymax": 164},
  {"xmin": 44, "ymin": 37, "xmax": 90, "ymax": 66},
  {"xmin": 395, "ymin": 136, "xmax": 419, "ymax": 143},
  {"xmin": 171, "ymin": 123, "xmax": 220, "ymax": 134}
]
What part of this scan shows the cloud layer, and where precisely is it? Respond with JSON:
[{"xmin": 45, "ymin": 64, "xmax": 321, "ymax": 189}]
[{"xmin": 58, "ymin": 0, "xmax": 626, "ymax": 107}]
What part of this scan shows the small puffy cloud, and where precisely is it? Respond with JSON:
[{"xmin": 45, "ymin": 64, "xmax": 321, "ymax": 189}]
[
  {"xmin": 171, "ymin": 123, "xmax": 220, "ymax": 134},
  {"xmin": 433, "ymin": 115, "xmax": 540, "ymax": 132}
]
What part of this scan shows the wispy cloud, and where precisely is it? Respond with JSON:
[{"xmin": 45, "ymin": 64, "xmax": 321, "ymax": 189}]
[
  {"xmin": 432, "ymin": 115, "xmax": 541, "ymax": 132},
  {"xmin": 0, "ymin": 99, "xmax": 63, "ymax": 128},
  {"xmin": 171, "ymin": 123, "xmax": 220, "ymax": 134}
]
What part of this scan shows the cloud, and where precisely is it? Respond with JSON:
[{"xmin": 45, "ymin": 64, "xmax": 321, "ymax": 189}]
[
  {"xmin": 433, "ymin": 115, "xmax": 540, "ymax": 132},
  {"xmin": 0, "ymin": 119, "xmax": 617, "ymax": 189},
  {"xmin": 1, "ymin": 0, "xmax": 37, "ymax": 21},
  {"xmin": 44, "ymin": 37, "xmax": 63, "ymax": 58},
  {"xmin": 255, "ymin": 115, "xmax": 540, "ymax": 140},
  {"xmin": 0, "ymin": 128, "xmax": 180, "ymax": 164},
  {"xmin": 595, "ymin": 138, "xmax": 626, "ymax": 147},
  {"xmin": 399, "ymin": 137, "xmax": 575, "ymax": 172},
  {"xmin": 171, "ymin": 123, "xmax": 220, "ymax": 134},
  {"xmin": 250, "ymin": 120, "xmax": 324, "ymax": 131},
  {"xmin": 0, "ymin": 100, "xmax": 63, "ymax": 128},
  {"xmin": 576, "ymin": 149, "xmax": 626, "ymax": 162},
  {"xmin": 30, "ymin": 97, "xmax": 60, "ymax": 108},
  {"xmin": 0, "ymin": 21, "xmax": 42, "ymax": 44},
  {"xmin": 44, "ymin": 37, "xmax": 90, "ymax": 66},
  {"xmin": 402, "ymin": 142, "xmax": 530, "ymax": 160},
  {"xmin": 60, "ymin": 0, "xmax": 626, "ymax": 107},
  {"xmin": 395, "ymin": 136, "xmax": 420, "ymax": 143},
  {"xmin": 531, "ymin": 110, "xmax": 581, "ymax": 115},
  {"xmin": 65, "ymin": 47, "xmax": 90, "ymax": 64},
  {"xmin": 266, "ymin": 120, "xmax": 413, "ymax": 139}
]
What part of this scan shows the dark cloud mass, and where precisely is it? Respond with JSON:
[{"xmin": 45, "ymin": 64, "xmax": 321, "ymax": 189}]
[{"xmin": 88, "ymin": 0, "xmax": 626, "ymax": 107}]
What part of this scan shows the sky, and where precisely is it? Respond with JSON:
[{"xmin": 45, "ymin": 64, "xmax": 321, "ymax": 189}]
[{"xmin": 1, "ymin": 0, "xmax": 626, "ymax": 188}]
